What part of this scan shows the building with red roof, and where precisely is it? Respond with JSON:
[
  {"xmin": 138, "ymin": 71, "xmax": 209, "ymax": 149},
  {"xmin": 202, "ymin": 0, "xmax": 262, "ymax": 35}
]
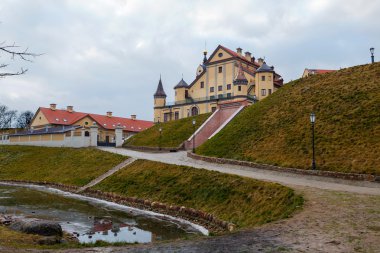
[
  {"xmin": 30, "ymin": 104, "xmax": 154, "ymax": 144},
  {"xmin": 154, "ymin": 45, "xmax": 284, "ymax": 122},
  {"xmin": 302, "ymin": 68, "xmax": 336, "ymax": 78}
]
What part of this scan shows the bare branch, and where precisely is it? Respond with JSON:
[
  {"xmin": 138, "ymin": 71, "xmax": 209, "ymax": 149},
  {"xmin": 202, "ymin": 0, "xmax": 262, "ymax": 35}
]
[
  {"xmin": 0, "ymin": 43, "xmax": 42, "ymax": 62},
  {"xmin": 0, "ymin": 67, "xmax": 28, "ymax": 78}
]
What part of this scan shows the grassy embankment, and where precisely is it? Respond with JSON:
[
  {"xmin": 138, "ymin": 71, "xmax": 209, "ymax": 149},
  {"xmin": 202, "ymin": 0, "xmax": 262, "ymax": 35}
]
[
  {"xmin": 197, "ymin": 63, "xmax": 380, "ymax": 175},
  {"xmin": 94, "ymin": 159, "xmax": 303, "ymax": 228},
  {"xmin": 0, "ymin": 146, "xmax": 126, "ymax": 186},
  {"xmin": 124, "ymin": 113, "xmax": 211, "ymax": 148},
  {"xmin": 0, "ymin": 146, "xmax": 302, "ymax": 247}
]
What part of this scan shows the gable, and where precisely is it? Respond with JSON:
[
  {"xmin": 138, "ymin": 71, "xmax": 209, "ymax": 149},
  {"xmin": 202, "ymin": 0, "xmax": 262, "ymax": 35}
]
[
  {"xmin": 31, "ymin": 109, "xmax": 50, "ymax": 128},
  {"xmin": 208, "ymin": 47, "xmax": 234, "ymax": 63}
]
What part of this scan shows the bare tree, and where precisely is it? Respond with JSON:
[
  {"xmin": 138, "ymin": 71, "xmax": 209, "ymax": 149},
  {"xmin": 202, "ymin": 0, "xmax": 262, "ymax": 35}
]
[
  {"xmin": 0, "ymin": 41, "xmax": 41, "ymax": 78},
  {"xmin": 0, "ymin": 104, "xmax": 17, "ymax": 129},
  {"xmin": 16, "ymin": 110, "xmax": 34, "ymax": 129}
]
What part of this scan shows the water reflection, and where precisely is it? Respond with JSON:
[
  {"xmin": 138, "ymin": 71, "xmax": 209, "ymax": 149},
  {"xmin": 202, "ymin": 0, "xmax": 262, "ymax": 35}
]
[{"xmin": 0, "ymin": 184, "xmax": 200, "ymax": 243}]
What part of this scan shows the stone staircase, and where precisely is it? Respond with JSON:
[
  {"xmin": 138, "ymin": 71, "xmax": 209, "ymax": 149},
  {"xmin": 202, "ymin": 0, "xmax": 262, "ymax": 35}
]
[
  {"xmin": 76, "ymin": 157, "xmax": 136, "ymax": 193},
  {"xmin": 185, "ymin": 101, "xmax": 248, "ymax": 149}
]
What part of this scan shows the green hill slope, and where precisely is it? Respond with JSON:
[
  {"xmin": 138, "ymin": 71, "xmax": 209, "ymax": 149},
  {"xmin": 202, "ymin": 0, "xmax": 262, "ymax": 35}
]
[
  {"xmin": 197, "ymin": 63, "xmax": 380, "ymax": 175},
  {"xmin": 124, "ymin": 113, "xmax": 211, "ymax": 148}
]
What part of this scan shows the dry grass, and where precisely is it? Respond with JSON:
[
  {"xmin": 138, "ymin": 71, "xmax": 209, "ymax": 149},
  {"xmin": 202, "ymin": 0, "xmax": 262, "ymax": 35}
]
[
  {"xmin": 93, "ymin": 160, "xmax": 303, "ymax": 228},
  {"xmin": 124, "ymin": 113, "xmax": 211, "ymax": 148},
  {"xmin": 0, "ymin": 146, "xmax": 126, "ymax": 186},
  {"xmin": 197, "ymin": 63, "xmax": 380, "ymax": 175}
]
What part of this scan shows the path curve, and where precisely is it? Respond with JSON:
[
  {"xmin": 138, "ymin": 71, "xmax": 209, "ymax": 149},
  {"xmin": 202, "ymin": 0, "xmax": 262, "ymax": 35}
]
[{"xmin": 98, "ymin": 148, "xmax": 380, "ymax": 196}]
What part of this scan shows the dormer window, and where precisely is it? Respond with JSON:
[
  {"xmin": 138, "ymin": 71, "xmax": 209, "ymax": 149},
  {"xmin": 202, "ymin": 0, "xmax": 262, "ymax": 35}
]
[{"xmin": 55, "ymin": 118, "xmax": 59, "ymax": 121}]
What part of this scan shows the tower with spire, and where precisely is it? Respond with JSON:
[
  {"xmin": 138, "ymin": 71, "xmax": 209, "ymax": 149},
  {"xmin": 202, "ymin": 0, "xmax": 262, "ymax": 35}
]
[
  {"xmin": 233, "ymin": 62, "xmax": 248, "ymax": 96},
  {"xmin": 154, "ymin": 75, "xmax": 166, "ymax": 109}
]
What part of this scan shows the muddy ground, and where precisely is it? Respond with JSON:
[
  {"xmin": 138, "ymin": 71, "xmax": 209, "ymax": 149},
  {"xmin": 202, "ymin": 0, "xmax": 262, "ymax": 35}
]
[{"xmin": 2, "ymin": 186, "xmax": 379, "ymax": 253}]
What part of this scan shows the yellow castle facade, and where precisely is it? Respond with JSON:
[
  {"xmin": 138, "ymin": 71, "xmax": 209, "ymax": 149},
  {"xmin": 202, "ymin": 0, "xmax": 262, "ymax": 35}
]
[{"xmin": 153, "ymin": 45, "xmax": 284, "ymax": 122}]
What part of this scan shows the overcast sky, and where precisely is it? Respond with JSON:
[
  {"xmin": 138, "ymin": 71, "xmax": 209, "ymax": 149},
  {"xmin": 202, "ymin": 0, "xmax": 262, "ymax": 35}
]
[{"xmin": 0, "ymin": 0, "xmax": 379, "ymax": 120}]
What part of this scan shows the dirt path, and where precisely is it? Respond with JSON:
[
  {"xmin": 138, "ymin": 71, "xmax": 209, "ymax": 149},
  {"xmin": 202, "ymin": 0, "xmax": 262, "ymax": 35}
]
[{"xmin": 98, "ymin": 148, "xmax": 380, "ymax": 196}]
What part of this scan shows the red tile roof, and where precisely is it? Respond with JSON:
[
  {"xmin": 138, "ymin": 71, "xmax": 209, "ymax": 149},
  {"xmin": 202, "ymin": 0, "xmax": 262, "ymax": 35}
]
[
  {"xmin": 219, "ymin": 45, "xmax": 260, "ymax": 67},
  {"xmin": 38, "ymin": 107, "xmax": 154, "ymax": 132},
  {"xmin": 307, "ymin": 69, "xmax": 336, "ymax": 74}
]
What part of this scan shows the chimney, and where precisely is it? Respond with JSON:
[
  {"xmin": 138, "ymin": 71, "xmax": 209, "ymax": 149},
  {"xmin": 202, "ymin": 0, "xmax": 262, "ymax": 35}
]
[
  {"xmin": 258, "ymin": 58, "xmax": 264, "ymax": 66},
  {"xmin": 236, "ymin": 47, "xmax": 242, "ymax": 56},
  {"xmin": 244, "ymin": 51, "xmax": 251, "ymax": 62},
  {"xmin": 131, "ymin": 114, "xmax": 136, "ymax": 120},
  {"xmin": 66, "ymin": 105, "xmax": 73, "ymax": 113},
  {"xmin": 106, "ymin": 111, "xmax": 112, "ymax": 117},
  {"xmin": 50, "ymin": 103, "xmax": 57, "ymax": 110},
  {"xmin": 251, "ymin": 56, "xmax": 256, "ymax": 63}
]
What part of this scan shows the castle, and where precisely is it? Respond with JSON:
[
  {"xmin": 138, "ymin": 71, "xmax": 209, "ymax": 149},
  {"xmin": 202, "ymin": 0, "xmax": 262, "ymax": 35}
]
[{"xmin": 153, "ymin": 45, "xmax": 284, "ymax": 122}]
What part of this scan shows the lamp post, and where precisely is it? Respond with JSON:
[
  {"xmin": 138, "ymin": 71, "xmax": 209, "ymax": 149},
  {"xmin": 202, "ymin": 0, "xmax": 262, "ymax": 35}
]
[
  {"xmin": 310, "ymin": 112, "xmax": 316, "ymax": 170},
  {"xmin": 159, "ymin": 127, "xmax": 162, "ymax": 150},
  {"xmin": 370, "ymin": 47, "xmax": 375, "ymax": 64},
  {"xmin": 192, "ymin": 119, "xmax": 196, "ymax": 153}
]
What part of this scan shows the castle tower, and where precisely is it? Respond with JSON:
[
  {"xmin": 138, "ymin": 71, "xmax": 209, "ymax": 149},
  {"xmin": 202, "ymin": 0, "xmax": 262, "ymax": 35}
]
[
  {"xmin": 233, "ymin": 62, "xmax": 248, "ymax": 96},
  {"xmin": 254, "ymin": 62, "xmax": 275, "ymax": 100},
  {"xmin": 174, "ymin": 77, "xmax": 189, "ymax": 102},
  {"xmin": 154, "ymin": 76, "xmax": 167, "ymax": 122}
]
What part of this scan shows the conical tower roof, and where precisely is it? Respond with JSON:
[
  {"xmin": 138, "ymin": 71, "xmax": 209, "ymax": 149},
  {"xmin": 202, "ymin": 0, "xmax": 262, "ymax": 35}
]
[
  {"xmin": 233, "ymin": 62, "xmax": 248, "ymax": 85},
  {"xmin": 256, "ymin": 62, "xmax": 274, "ymax": 73},
  {"xmin": 174, "ymin": 78, "xmax": 189, "ymax": 89},
  {"xmin": 154, "ymin": 76, "xmax": 167, "ymax": 98}
]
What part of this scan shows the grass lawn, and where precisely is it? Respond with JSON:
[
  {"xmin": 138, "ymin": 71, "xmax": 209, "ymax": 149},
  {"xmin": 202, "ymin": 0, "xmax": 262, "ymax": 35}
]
[
  {"xmin": 124, "ymin": 113, "xmax": 211, "ymax": 148},
  {"xmin": 197, "ymin": 63, "xmax": 380, "ymax": 175},
  {"xmin": 93, "ymin": 160, "xmax": 303, "ymax": 228},
  {"xmin": 0, "ymin": 146, "xmax": 126, "ymax": 186}
]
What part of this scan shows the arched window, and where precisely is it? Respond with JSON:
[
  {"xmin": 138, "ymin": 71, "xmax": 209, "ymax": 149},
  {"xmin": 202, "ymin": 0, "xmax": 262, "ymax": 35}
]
[
  {"xmin": 85, "ymin": 131, "xmax": 90, "ymax": 137},
  {"xmin": 191, "ymin": 107, "xmax": 199, "ymax": 116}
]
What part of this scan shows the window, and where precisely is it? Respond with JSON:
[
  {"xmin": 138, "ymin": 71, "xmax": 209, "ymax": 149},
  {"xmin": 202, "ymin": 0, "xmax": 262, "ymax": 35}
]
[
  {"xmin": 85, "ymin": 122, "xmax": 89, "ymax": 125},
  {"xmin": 268, "ymin": 89, "xmax": 272, "ymax": 95},
  {"xmin": 261, "ymin": 89, "xmax": 267, "ymax": 96},
  {"xmin": 227, "ymin": 93, "xmax": 231, "ymax": 98},
  {"xmin": 218, "ymin": 85, "xmax": 222, "ymax": 91},
  {"xmin": 261, "ymin": 76, "xmax": 266, "ymax": 81},
  {"xmin": 218, "ymin": 94, "xmax": 223, "ymax": 98},
  {"xmin": 164, "ymin": 113, "xmax": 170, "ymax": 122},
  {"xmin": 238, "ymin": 86, "xmax": 242, "ymax": 91},
  {"xmin": 191, "ymin": 107, "xmax": 199, "ymax": 116},
  {"xmin": 210, "ymin": 95, "xmax": 215, "ymax": 100},
  {"xmin": 210, "ymin": 87, "xmax": 214, "ymax": 92},
  {"xmin": 218, "ymin": 66, "xmax": 223, "ymax": 73},
  {"xmin": 227, "ymin": 84, "xmax": 231, "ymax": 90},
  {"xmin": 211, "ymin": 107, "xmax": 217, "ymax": 112},
  {"xmin": 174, "ymin": 111, "xmax": 179, "ymax": 120},
  {"xmin": 85, "ymin": 131, "xmax": 90, "ymax": 137},
  {"xmin": 218, "ymin": 52, "xmax": 223, "ymax": 57},
  {"xmin": 200, "ymin": 81, "xmax": 204, "ymax": 88}
]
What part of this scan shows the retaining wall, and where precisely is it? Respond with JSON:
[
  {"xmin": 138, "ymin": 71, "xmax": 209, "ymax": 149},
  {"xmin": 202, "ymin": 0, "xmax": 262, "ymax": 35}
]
[{"xmin": 188, "ymin": 152, "xmax": 379, "ymax": 182}]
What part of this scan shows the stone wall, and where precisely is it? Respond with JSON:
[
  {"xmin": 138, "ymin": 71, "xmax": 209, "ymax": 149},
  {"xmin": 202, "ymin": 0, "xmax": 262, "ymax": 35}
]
[{"xmin": 188, "ymin": 152, "xmax": 379, "ymax": 182}]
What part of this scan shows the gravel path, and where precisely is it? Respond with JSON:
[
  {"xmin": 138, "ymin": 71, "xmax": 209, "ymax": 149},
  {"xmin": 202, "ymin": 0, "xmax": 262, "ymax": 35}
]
[{"xmin": 98, "ymin": 148, "xmax": 380, "ymax": 196}]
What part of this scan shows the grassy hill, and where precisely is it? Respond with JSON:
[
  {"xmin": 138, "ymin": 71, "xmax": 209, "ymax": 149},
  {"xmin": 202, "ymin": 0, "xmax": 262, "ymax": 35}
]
[
  {"xmin": 124, "ymin": 113, "xmax": 211, "ymax": 148},
  {"xmin": 197, "ymin": 63, "xmax": 380, "ymax": 175},
  {"xmin": 0, "ymin": 146, "xmax": 126, "ymax": 186},
  {"xmin": 93, "ymin": 159, "xmax": 302, "ymax": 228}
]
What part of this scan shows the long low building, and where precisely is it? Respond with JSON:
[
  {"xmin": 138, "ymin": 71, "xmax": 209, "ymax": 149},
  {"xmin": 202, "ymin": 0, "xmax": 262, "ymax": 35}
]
[{"xmin": 0, "ymin": 104, "xmax": 154, "ymax": 147}]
